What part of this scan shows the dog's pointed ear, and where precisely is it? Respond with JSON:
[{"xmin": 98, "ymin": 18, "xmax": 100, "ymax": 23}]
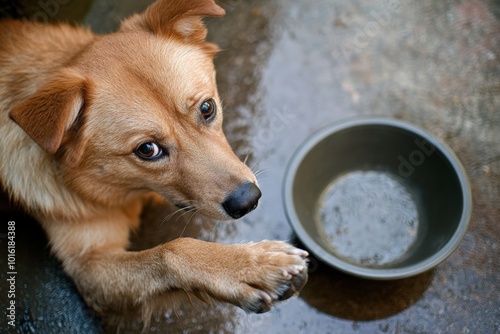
[
  {"xmin": 9, "ymin": 69, "xmax": 87, "ymax": 155},
  {"xmin": 121, "ymin": 0, "xmax": 225, "ymax": 42}
]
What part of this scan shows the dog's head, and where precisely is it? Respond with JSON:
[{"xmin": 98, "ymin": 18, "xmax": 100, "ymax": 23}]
[{"xmin": 9, "ymin": 0, "xmax": 261, "ymax": 220}]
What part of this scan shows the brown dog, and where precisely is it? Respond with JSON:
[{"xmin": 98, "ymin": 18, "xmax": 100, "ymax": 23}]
[{"xmin": 0, "ymin": 0, "xmax": 308, "ymax": 318}]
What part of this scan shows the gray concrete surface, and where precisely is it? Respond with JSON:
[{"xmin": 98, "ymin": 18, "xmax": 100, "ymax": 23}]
[{"xmin": 1, "ymin": 0, "xmax": 499, "ymax": 333}]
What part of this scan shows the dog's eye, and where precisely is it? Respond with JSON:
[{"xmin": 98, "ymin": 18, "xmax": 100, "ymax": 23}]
[
  {"xmin": 135, "ymin": 142, "xmax": 165, "ymax": 160},
  {"xmin": 200, "ymin": 99, "xmax": 217, "ymax": 122}
]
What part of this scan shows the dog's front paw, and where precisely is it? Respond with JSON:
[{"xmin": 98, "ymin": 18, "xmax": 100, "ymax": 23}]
[{"xmin": 233, "ymin": 241, "xmax": 309, "ymax": 313}]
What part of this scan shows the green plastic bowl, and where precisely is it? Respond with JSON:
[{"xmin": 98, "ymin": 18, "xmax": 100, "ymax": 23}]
[{"xmin": 283, "ymin": 118, "xmax": 472, "ymax": 279}]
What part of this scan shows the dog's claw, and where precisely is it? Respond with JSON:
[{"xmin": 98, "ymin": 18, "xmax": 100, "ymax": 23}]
[
  {"xmin": 282, "ymin": 270, "xmax": 292, "ymax": 280},
  {"xmin": 289, "ymin": 265, "xmax": 305, "ymax": 276},
  {"xmin": 288, "ymin": 248, "xmax": 309, "ymax": 258},
  {"xmin": 234, "ymin": 242, "xmax": 309, "ymax": 314}
]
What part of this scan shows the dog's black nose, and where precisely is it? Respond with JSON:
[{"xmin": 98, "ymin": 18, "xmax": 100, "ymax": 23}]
[{"xmin": 222, "ymin": 183, "xmax": 262, "ymax": 219}]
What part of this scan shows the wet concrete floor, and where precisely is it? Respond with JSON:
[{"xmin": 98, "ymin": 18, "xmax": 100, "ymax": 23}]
[{"xmin": 1, "ymin": 0, "xmax": 499, "ymax": 333}]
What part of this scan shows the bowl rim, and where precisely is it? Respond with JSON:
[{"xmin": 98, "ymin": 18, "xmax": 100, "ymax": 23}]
[{"xmin": 283, "ymin": 117, "xmax": 472, "ymax": 280}]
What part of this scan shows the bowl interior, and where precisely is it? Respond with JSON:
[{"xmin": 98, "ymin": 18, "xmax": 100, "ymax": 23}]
[{"xmin": 289, "ymin": 122, "xmax": 467, "ymax": 273}]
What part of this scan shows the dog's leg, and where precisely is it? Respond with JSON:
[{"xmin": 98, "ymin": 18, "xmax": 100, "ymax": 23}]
[{"xmin": 40, "ymin": 209, "xmax": 308, "ymax": 314}]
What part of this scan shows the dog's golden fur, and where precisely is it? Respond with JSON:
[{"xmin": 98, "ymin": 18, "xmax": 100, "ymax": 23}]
[{"xmin": 0, "ymin": 0, "xmax": 307, "ymax": 319}]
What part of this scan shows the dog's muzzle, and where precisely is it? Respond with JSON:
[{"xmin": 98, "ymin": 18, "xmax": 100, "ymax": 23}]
[{"xmin": 222, "ymin": 182, "xmax": 262, "ymax": 219}]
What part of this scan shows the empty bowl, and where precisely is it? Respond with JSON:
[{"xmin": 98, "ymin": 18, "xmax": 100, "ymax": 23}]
[{"xmin": 283, "ymin": 118, "xmax": 472, "ymax": 279}]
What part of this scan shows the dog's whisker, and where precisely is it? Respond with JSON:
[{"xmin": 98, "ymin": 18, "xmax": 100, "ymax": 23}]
[
  {"xmin": 250, "ymin": 161, "xmax": 258, "ymax": 173},
  {"xmin": 179, "ymin": 208, "xmax": 203, "ymax": 238},
  {"xmin": 178, "ymin": 214, "xmax": 194, "ymax": 237},
  {"xmin": 163, "ymin": 208, "xmax": 192, "ymax": 224},
  {"xmin": 161, "ymin": 200, "xmax": 199, "ymax": 223},
  {"xmin": 249, "ymin": 158, "xmax": 263, "ymax": 174},
  {"xmin": 179, "ymin": 221, "xmax": 190, "ymax": 238},
  {"xmin": 243, "ymin": 153, "xmax": 250, "ymax": 166},
  {"xmin": 176, "ymin": 206, "xmax": 199, "ymax": 222},
  {"xmin": 188, "ymin": 208, "xmax": 202, "ymax": 223},
  {"xmin": 240, "ymin": 154, "xmax": 270, "ymax": 180},
  {"xmin": 254, "ymin": 168, "xmax": 273, "ymax": 178},
  {"xmin": 162, "ymin": 208, "xmax": 186, "ymax": 224}
]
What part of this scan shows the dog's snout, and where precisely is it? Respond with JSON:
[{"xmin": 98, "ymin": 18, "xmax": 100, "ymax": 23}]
[{"xmin": 222, "ymin": 183, "xmax": 262, "ymax": 219}]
